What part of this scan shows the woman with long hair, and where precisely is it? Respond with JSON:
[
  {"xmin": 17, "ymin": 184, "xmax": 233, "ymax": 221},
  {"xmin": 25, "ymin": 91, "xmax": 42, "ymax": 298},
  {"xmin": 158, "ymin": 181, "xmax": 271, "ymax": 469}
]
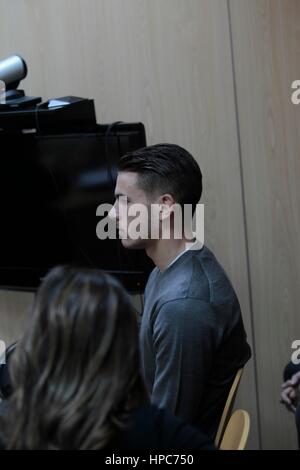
[{"xmin": 0, "ymin": 266, "xmax": 213, "ymax": 450}]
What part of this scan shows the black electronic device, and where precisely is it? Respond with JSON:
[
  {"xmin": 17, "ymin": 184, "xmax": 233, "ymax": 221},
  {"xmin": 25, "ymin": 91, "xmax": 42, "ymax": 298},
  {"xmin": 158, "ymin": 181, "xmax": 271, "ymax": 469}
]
[
  {"xmin": 0, "ymin": 106, "xmax": 153, "ymax": 293},
  {"xmin": 0, "ymin": 54, "xmax": 153, "ymax": 293}
]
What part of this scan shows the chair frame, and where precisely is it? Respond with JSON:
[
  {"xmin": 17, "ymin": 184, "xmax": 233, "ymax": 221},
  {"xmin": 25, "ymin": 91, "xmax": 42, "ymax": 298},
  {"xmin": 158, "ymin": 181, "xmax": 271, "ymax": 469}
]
[
  {"xmin": 214, "ymin": 367, "xmax": 244, "ymax": 448},
  {"xmin": 219, "ymin": 409, "xmax": 250, "ymax": 450}
]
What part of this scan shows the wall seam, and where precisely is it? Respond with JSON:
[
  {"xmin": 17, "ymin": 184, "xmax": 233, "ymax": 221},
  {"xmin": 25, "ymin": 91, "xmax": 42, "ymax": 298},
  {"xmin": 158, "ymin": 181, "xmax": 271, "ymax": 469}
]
[{"xmin": 226, "ymin": 0, "xmax": 263, "ymax": 449}]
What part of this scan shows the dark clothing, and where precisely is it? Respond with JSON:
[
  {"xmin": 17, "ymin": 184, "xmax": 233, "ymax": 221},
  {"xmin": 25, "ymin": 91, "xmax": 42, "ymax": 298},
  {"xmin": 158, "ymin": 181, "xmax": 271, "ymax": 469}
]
[
  {"xmin": 0, "ymin": 400, "xmax": 9, "ymax": 449},
  {"xmin": 108, "ymin": 404, "xmax": 214, "ymax": 451},
  {"xmin": 296, "ymin": 403, "xmax": 300, "ymax": 449},
  {"xmin": 0, "ymin": 401, "xmax": 214, "ymax": 450},
  {"xmin": 283, "ymin": 361, "xmax": 300, "ymax": 382},
  {"xmin": 283, "ymin": 361, "xmax": 300, "ymax": 448},
  {"xmin": 140, "ymin": 244, "xmax": 252, "ymax": 439}
]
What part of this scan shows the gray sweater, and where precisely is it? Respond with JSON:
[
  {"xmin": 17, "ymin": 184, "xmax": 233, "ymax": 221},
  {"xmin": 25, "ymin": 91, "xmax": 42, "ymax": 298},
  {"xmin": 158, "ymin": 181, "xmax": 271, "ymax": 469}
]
[{"xmin": 140, "ymin": 244, "xmax": 251, "ymax": 438}]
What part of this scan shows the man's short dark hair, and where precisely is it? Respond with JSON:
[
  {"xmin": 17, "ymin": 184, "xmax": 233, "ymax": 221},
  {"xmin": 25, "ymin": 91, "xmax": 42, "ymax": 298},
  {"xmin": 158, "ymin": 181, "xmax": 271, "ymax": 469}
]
[{"xmin": 118, "ymin": 143, "xmax": 202, "ymax": 213}]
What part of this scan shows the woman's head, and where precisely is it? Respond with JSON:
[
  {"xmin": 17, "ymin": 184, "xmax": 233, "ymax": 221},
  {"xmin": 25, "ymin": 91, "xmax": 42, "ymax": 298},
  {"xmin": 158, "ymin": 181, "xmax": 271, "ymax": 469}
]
[{"xmin": 4, "ymin": 266, "xmax": 147, "ymax": 449}]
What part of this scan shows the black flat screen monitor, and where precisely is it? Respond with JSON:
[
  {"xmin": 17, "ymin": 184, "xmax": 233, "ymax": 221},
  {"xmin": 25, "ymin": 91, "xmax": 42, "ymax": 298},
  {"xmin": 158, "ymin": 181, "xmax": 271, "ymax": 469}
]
[{"xmin": 0, "ymin": 122, "xmax": 154, "ymax": 293}]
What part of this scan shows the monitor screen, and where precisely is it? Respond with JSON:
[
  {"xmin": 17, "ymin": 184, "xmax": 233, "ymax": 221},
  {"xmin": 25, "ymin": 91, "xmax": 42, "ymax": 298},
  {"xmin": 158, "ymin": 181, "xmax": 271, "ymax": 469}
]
[{"xmin": 0, "ymin": 123, "xmax": 154, "ymax": 293}]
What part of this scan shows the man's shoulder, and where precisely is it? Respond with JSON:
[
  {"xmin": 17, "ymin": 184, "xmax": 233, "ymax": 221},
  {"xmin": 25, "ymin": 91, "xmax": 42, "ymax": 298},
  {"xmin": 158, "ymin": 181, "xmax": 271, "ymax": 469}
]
[
  {"xmin": 143, "ymin": 245, "xmax": 243, "ymax": 327},
  {"xmin": 188, "ymin": 245, "xmax": 240, "ymax": 304},
  {"xmin": 166, "ymin": 244, "xmax": 238, "ymax": 304},
  {"xmin": 144, "ymin": 244, "xmax": 240, "ymax": 305},
  {"xmin": 189, "ymin": 245, "xmax": 230, "ymax": 284},
  {"xmin": 144, "ymin": 246, "xmax": 211, "ymax": 303}
]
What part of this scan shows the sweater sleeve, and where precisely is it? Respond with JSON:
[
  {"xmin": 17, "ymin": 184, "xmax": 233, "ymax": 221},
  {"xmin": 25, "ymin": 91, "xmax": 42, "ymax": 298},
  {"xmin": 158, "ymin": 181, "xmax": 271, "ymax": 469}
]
[{"xmin": 151, "ymin": 298, "xmax": 218, "ymax": 422}]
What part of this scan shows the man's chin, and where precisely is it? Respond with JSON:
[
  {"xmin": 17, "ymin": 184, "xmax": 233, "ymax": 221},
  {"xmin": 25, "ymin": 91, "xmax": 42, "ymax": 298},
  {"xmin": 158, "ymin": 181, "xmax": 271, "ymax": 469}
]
[{"xmin": 120, "ymin": 237, "xmax": 147, "ymax": 250}]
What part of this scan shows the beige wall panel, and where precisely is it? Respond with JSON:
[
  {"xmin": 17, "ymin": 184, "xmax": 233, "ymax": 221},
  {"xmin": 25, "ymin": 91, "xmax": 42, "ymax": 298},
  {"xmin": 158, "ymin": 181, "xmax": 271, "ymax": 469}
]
[
  {"xmin": 229, "ymin": 0, "xmax": 300, "ymax": 449},
  {"xmin": 0, "ymin": 0, "xmax": 259, "ymax": 447},
  {"xmin": 0, "ymin": 290, "xmax": 33, "ymax": 345}
]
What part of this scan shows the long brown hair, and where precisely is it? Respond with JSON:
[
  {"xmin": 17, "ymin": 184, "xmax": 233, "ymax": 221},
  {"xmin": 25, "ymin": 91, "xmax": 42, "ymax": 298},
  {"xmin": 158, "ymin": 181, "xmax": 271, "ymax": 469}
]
[{"xmin": 2, "ymin": 266, "xmax": 148, "ymax": 449}]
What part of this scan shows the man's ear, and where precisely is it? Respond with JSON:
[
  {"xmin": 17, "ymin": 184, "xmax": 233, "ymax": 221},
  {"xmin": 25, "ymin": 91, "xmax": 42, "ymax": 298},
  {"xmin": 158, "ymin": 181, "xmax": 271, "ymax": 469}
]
[{"xmin": 160, "ymin": 194, "xmax": 175, "ymax": 208}]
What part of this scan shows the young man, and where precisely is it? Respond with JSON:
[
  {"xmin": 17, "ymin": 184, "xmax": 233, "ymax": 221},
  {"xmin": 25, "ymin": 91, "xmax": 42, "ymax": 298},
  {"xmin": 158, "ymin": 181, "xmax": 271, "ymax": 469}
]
[{"xmin": 111, "ymin": 143, "xmax": 251, "ymax": 439}]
